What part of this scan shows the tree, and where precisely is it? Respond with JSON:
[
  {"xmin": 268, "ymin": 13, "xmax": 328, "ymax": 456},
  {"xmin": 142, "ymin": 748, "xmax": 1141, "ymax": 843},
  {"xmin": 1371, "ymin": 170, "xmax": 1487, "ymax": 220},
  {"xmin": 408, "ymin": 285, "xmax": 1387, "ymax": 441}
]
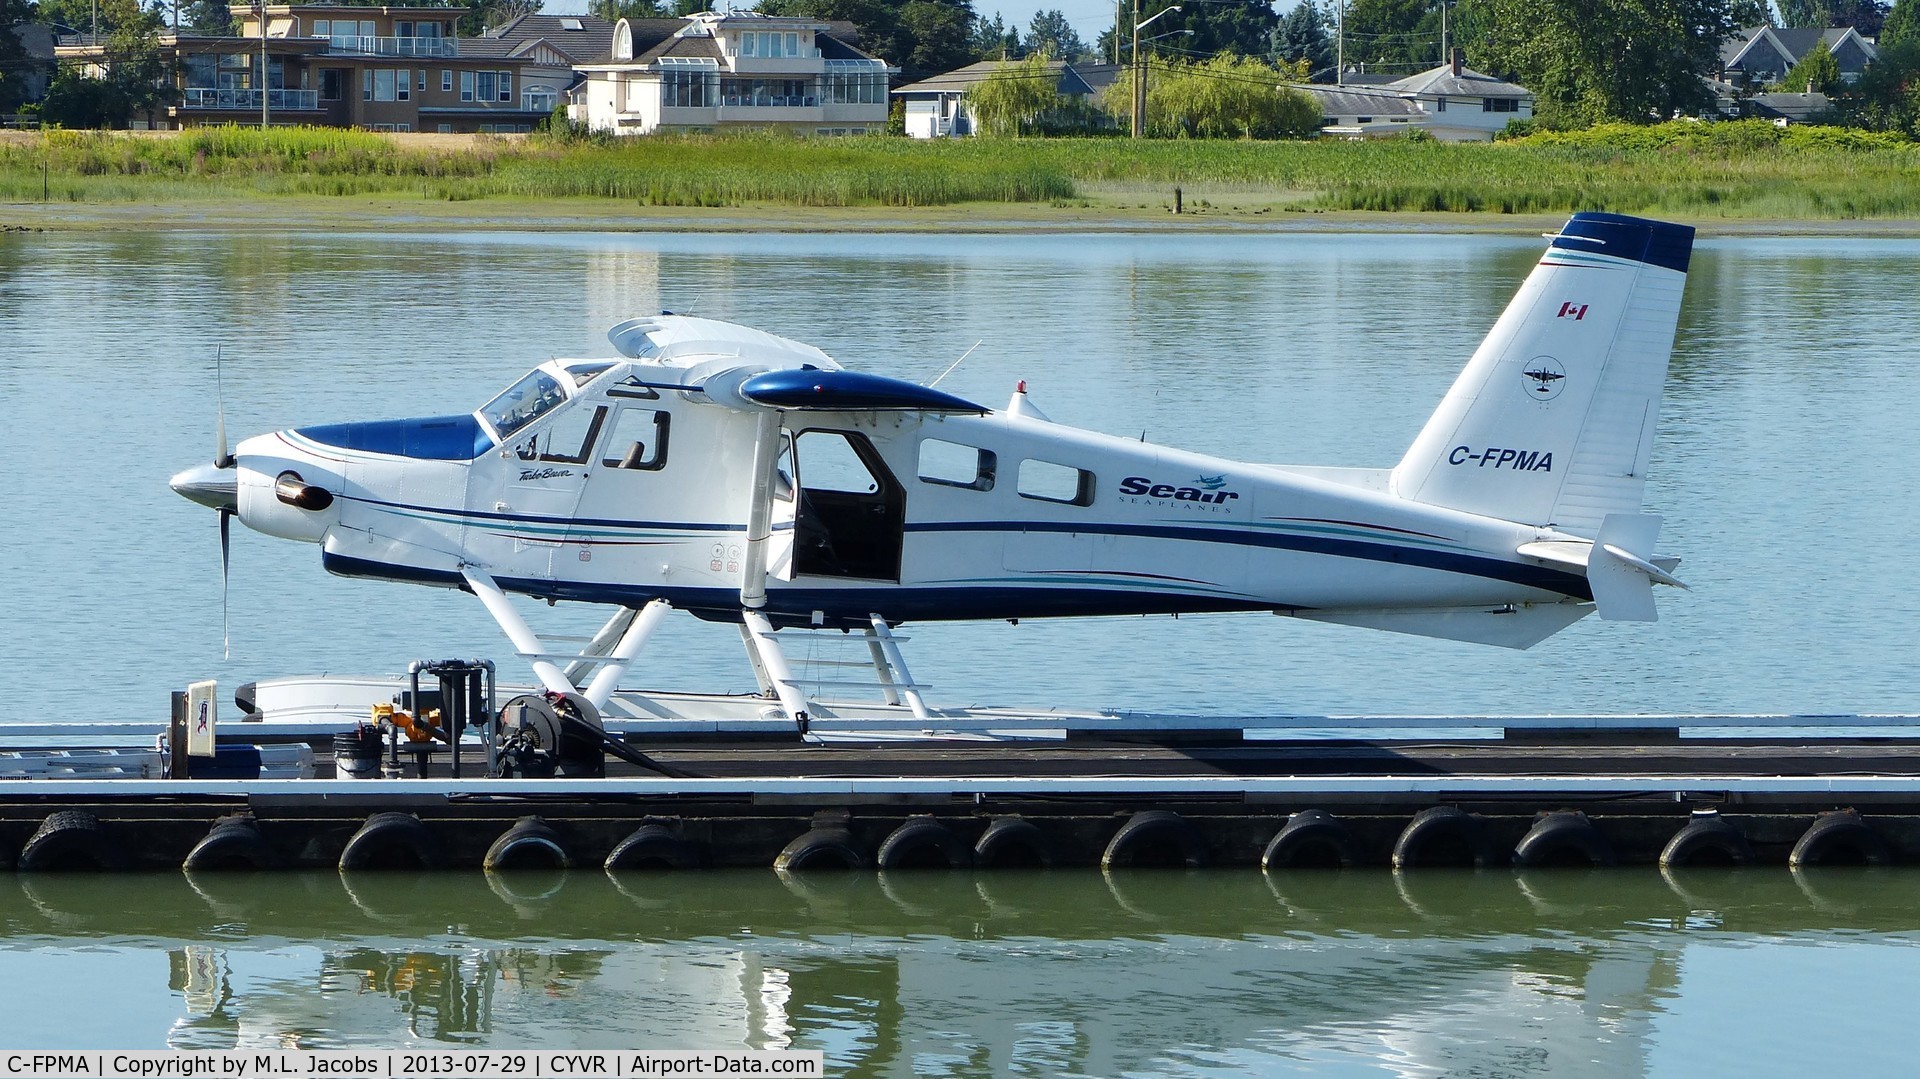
[
  {"xmin": 898, "ymin": 0, "xmax": 977, "ymax": 78},
  {"xmin": 1883, "ymin": 0, "xmax": 1920, "ymax": 45},
  {"xmin": 0, "ymin": 0, "xmax": 36, "ymax": 110},
  {"xmin": 1163, "ymin": 0, "xmax": 1281, "ymax": 60},
  {"xmin": 969, "ymin": 12, "xmax": 1021, "ymax": 57},
  {"xmin": 1776, "ymin": 39, "xmax": 1839, "ymax": 90},
  {"xmin": 1341, "ymin": 0, "xmax": 1437, "ymax": 73},
  {"xmin": 1827, "ymin": 35, "xmax": 1920, "ymax": 131},
  {"xmin": 1477, "ymin": 0, "xmax": 1741, "ymax": 127},
  {"xmin": 1026, "ymin": 8, "xmax": 1086, "ymax": 58},
  {"xmin": 757, "ymin": 0, "xmax": 979, "ymax": 84},
  {"xmin": 591, "ymin": 0, "xmax": 667, "ymax": 23},
  {"xmin": 1777, "ymin": 0, "xmax": 1832, "ymax": 25},
  {"xmin": 42, "ymin": 0, "xmax": 174, "ymax": 127},
  {"xmin": 486, "ymin": 0, "xmax": 544, "ymax": 19},
  {"xmin": 967, "ymin": 53, "xmax": 1061, "ymax": 133},
  {"xmin": 1835, "ymin": 0, "xmax": 1889, "ymax": 34},
  {"xmin": 1102, "ymin": 54, "xmax": 1319, "ymax": 136},
  {"xmin": 1272, "ymin": 0, "xmax": 1332, "ymax": 79},
  {"xmin": 177, "ymin": 0, "xmax": 238, "ymax": 34}
]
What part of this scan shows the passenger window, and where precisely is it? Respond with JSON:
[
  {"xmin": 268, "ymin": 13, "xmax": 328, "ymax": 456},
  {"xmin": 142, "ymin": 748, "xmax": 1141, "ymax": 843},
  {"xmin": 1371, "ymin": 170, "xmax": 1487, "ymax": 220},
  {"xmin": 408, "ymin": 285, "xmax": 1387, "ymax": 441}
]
[
  {"xmin": 918, "ymin": 438, "xmax": 995, "ymax": 491},
  {"xmin": 1018, "ymin": 459, "xmax": 1094, "ymax": 506},
  {"xmin": 601, "ymin": 407, "xmax": 670, "ymax": 471},
  {"xmin": 532, "ymin": 405, "xmax": 606, "ymax": 464}
]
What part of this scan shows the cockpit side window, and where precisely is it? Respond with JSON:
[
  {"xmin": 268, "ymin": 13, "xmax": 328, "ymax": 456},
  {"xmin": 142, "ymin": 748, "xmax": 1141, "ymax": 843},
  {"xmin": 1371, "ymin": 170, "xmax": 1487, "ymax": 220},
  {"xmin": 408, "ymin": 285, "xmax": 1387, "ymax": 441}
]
[
  {"xmin": 565, "ymin": 363, "xmax": 615, "ymax": 388},
  {"xmin": 481, "ymin": 370, "xmax": 566, "ymax": 440}
]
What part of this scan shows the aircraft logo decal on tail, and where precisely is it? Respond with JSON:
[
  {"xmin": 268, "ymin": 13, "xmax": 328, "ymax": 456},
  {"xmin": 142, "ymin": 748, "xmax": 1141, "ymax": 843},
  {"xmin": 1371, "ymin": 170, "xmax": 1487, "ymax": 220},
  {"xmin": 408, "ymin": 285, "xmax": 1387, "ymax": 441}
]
[{"xmin": 1521, "ymin": 358, "xmax": 1566, "ymax": 400}]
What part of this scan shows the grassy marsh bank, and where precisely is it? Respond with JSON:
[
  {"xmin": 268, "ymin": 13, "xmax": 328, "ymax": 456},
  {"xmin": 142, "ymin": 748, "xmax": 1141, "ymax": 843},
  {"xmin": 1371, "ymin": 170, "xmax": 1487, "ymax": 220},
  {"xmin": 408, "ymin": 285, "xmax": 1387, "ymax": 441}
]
[{"xmin": 4, "ymin": 122, "xmax": 1920, "ymax": 224}]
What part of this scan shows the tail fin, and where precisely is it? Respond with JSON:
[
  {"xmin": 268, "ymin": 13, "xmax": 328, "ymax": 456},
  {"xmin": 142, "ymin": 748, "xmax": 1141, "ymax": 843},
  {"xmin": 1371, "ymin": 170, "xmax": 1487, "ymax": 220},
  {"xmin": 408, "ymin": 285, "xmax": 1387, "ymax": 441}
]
[{"xmin": 1391, "ymin": 213, "xmax": 1694, "ymax": 535}]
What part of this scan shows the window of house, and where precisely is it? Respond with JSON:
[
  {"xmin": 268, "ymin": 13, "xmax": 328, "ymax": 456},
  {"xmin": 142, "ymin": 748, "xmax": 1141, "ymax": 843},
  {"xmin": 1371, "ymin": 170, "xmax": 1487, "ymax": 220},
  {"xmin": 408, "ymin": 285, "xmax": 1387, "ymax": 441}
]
[
  {"xmin": 1017, "ymin": 459, "xmax": 1094, "ymax": 506},
  {"xmin": 918, "ymin": 439, "xmax": 995, "ymax": 491},
  {"xmin": 500, "ymin": 71, "xmax": 512, "ymax": 102},
  {"xmin": 662, "ymin": 72, "xmax": 713, "ymax": 107},
  {"xmin": 373, "ymin": 68, "xmax": 397, "ymax": 101},
  {"xmin": 438, "ymin": 123, "xmax": 453, "ymax": 132},
  {"xmin": 478, "ymin": 71, "xmax": 497, "ymax": 102},
  {"xmin": 442, "ymin": 69, "xmax": 452, "ymax": 92},
  {"xmin": 460, "ymin": 70, "xmax": 475, "ymax": 102},
  {"xmin": 311, "ymin": 18, "xmax": 329, "ymax": 36},
  {"xmin": 417, "ymin": 69, "xmax": 426, "ymax": 91},
  {"xmin": 601, "ymin": 408, "xmax": 670, "ymax": 470},
  {"xmin": 320, "ymin": 68, "xmax": 342, "ymax": 100},
  {"xmin": 1436, "ymin": 97, "xmax": 1446, "ymax": 112}
]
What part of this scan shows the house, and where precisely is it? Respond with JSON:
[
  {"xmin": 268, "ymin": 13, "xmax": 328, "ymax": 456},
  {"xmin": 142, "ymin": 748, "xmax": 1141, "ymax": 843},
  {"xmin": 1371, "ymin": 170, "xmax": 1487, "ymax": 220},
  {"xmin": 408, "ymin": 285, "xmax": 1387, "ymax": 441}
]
[
  {"xmin": 1745, "ymin": 91, "xmax": 1834, "ymax": 125},
  {"xmin": 569, "ymin": 12, "xmax": 895, "ymax": 136},
  {"xmin": 1377, "ymin": 53, "xmax": 1532, "ymax": 140},
  {"xmin": 460, "ymin": 14, "xmax": 619, "ymax": 126},
  {"xmin": 891, "ymin": 59, "xmax": 1101, "ymax": 138},
  {"xmin": 4, "ymin": 24, "xmax": 57, "ymax": 112},
  {"xmin": 1721, "ymin": 25, "xmax": 1877, "ymax": 88},
  {"xmin": 1297, "ymin": 83, "xmax": 1429, "ymax": 138},
  {"xmin": 54, "ymin": 5, "xmax": 587, "ymax": 132}
]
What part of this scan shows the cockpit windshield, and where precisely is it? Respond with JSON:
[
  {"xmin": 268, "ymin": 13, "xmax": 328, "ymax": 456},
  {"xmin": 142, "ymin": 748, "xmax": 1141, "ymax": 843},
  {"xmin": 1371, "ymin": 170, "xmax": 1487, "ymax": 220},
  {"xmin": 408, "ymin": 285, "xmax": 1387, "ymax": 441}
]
[{"xmin": 481, "ymin": 369, "xmax": 566, "ymax": 440}]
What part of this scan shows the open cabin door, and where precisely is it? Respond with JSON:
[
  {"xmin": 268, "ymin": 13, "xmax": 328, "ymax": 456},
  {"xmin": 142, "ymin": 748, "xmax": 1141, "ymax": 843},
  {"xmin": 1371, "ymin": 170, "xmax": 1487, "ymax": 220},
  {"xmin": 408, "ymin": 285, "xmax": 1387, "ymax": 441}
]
[{"xmin": 787, "ymin": 428, "xmax": 904, "ymax": 581}]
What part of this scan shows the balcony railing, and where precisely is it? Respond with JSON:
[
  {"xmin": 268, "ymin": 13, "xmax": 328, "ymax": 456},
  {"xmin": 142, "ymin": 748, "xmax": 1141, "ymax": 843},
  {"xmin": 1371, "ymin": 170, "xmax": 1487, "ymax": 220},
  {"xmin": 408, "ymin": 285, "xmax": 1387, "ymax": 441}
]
[
  {"xmin": 718, "ymin": 94, "xmax": 818, "ymax": 108},
  {"xmin": 323, "ymin": 35, "xmax": 458, "ymax": 57},
  {"xmin": 182, "ymin": 87, "xmax": 321, "ymax": 110}
]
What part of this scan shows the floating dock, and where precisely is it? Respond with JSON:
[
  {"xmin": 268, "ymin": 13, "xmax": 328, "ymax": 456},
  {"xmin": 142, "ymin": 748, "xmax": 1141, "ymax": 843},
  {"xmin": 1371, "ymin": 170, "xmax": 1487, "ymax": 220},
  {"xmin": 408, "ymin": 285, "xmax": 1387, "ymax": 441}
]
[{"xmin": 5, "ymin": 684, "xmax": 1920, "ymax": 873}]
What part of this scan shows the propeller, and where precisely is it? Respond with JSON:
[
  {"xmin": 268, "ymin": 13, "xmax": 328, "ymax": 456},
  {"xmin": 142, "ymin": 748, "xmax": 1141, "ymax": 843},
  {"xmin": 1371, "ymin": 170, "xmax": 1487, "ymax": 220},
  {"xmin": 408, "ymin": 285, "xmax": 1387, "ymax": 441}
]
[
  {"xmin": 215, "ymin": 345, "xmax": 233, "ymax": 659},
  {"xmin": 219, "ymin": 502, "xmax": 232, "ymax": 659},
  {"xmin": 169, "ymin": 345, "xmax": 240, "ymax": 659},
  {"xmin": 215, "ymin": 345, "xmax": 234, "ymax": 469}
]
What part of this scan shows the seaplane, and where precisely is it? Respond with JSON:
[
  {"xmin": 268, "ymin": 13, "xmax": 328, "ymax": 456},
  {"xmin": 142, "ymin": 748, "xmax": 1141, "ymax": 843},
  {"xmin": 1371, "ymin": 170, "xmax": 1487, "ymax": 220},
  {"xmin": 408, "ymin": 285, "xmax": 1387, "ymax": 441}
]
[{"xmin": 170, "ymin": 212, "xmax": 1693, "ymax": 732}]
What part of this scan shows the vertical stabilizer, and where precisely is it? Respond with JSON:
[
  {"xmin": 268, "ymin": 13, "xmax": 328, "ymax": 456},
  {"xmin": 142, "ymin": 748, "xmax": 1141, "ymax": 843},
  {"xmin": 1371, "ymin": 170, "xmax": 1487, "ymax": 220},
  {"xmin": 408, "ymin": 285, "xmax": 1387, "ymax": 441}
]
[{"xmin": 1391, "ymin": 213, "xmax": 1694, "ymax": 535}]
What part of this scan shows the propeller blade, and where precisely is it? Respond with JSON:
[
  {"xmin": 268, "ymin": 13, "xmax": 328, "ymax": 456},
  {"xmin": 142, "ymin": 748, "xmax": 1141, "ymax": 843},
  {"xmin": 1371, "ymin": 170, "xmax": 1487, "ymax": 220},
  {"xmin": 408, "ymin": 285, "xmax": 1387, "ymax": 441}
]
[
  {"xmin": 214, "ymin": 345, "xmax": 234, "ymax": 469},
  {"xmin": 220, "ymin": 506, "xmax": 232, "ymax": 660}
]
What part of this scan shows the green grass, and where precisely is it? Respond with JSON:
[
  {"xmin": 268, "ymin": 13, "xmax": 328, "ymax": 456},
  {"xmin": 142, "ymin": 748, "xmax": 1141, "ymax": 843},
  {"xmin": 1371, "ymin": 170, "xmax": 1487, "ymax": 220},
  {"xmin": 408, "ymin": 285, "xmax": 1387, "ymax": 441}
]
[{"xmin": 5, "ymin": 120, "xmax": 1920, "ymax": 218}]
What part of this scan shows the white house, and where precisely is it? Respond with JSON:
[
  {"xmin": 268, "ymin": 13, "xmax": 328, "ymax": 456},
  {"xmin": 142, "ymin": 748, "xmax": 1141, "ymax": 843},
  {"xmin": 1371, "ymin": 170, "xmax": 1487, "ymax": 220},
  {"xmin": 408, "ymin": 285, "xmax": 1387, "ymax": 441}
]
[
  {"xmin": 570, "ymin": 11, "xmax": 895, "ymax": 136},
  {"xmin": 1298, "ymin": 83, "xmax": 1429, "ymax": 138},
  {"xmin": 891, "ymin": 59, "xmax": 1102, "ymax": 138},
  {"xmin": 1379, "ymin": 54, "xmax": 1532, "ymax": 140}
]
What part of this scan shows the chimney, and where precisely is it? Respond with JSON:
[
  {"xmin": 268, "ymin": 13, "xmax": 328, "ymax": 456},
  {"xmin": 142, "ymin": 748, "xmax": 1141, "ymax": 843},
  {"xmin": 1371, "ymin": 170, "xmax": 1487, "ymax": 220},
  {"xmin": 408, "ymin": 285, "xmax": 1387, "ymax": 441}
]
[{"xmin": 1450, "ymin": 47, "xmax": 1463, "ymax": 77}]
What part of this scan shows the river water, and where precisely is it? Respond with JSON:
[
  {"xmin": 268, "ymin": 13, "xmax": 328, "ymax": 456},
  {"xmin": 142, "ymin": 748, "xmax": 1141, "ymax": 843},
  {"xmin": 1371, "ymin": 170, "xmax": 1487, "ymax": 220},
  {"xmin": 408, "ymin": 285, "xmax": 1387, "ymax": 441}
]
[{"xmin": 0, "ymin": 225, "xmax": 1917, "ymax": 1072}]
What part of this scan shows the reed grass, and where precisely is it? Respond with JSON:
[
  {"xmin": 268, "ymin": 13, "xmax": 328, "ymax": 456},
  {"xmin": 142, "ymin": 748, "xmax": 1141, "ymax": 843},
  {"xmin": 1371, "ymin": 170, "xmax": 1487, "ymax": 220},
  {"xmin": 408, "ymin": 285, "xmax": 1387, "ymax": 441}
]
[{"xmin": 3, "ymin": 121, "xmax": 1920, "ymax": 218}]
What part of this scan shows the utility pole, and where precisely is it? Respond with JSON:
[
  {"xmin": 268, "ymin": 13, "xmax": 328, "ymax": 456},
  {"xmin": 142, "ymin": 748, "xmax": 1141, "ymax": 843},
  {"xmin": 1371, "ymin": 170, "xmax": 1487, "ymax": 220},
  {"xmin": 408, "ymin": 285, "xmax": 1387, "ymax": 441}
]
[
  {"xmin": 259, "ymin": 0, "xmax": 270, "ymax": 128},
  {"xmin": 1130, "ymin": 0, "xmax": 1142, "ymax": 138},
  {"xmin": 1335, "ymin": 0, "xmax": 1344, "ymax": 86},
  {"xmin": 1130, "ymin": 3, "xmax": 1179, "ymax": 139}
]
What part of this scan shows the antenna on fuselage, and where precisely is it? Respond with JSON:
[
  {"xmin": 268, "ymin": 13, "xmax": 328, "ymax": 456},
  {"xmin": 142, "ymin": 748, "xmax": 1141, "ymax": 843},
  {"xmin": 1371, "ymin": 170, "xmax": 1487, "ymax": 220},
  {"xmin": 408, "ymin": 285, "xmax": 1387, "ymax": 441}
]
[{"xmin": 928, "ymin": 340, "xmax": 983, "ymax": 389}]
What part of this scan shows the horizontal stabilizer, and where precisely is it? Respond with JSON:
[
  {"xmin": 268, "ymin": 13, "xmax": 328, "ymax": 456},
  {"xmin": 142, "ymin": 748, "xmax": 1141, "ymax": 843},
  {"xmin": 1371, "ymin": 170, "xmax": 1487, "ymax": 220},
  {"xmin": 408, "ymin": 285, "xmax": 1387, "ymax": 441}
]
[
  {"xmin": 1519, "ymin": 513, "xmax": 1684, "ymax": 622},
  {"xmin": 1286, "ymin": 602, "xmax": 1592, "ymax": 650}
]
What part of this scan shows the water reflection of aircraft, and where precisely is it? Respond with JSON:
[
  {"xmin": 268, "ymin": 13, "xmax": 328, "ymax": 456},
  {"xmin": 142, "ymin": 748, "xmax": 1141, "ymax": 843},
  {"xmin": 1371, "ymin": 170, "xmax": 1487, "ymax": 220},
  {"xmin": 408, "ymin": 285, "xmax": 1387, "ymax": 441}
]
[
  {"xmin": 171, "ymin": 214, "xmax": 1692, "ymax": 720},
  {"xmin": 5, "ymin": 870, "xmax": 1913, "ymax": 1072}
]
